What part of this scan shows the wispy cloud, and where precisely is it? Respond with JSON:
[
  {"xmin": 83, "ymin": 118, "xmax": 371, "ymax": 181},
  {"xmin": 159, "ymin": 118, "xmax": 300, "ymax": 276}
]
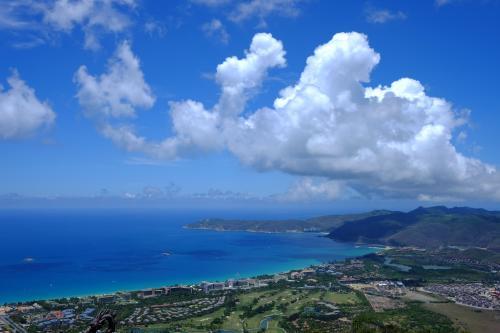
[
  {"xmin": 435, "ymin": 0, "xmax": 454, "ymax": 6},
  {"xmin": 0, "ymin": 0, "xmax": 136, "ymax": 50},
  {"xmin": 435, "ymin": 0, "xmax": 497, "ymax": 7},
  {"xmin": 229, "ymin": 0, "xmax": 304, "ymax": 27},
  {"xmin": 144, "ymin": 19, "xmax": 167, "ymax": 38},
  {"xmin": 202, "ymin": 18, "xmax": 229, "ymax": 44},
  {"xmin": 365, "ymin": 7, "xmax": 406, "ymax": 24},
  {"xmin": 191, "ymin": 0, "xmax": 306, "ymax": 28},
  {"xmin": 124, "ymin": 157, "xmax": 176, "ymax": 166},
  {"xmin": 190, "ymin": 0, "xmax": 232, "ymax": 6}
]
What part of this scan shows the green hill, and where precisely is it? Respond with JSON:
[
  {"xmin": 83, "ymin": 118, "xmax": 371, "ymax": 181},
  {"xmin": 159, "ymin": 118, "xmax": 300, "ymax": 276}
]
[{"xmin": 328, "ymin": 206, "xmax": 500, "ymax": 250}]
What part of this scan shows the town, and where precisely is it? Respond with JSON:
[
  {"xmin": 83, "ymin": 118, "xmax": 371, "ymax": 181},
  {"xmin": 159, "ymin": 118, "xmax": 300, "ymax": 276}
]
[
  {"xmin": 423, "ymin": 283, "xmax": 500, "ymax": 310},
  {"xmin": 1, "ymin": 248, "xmax": 499, "ymax": 333}
]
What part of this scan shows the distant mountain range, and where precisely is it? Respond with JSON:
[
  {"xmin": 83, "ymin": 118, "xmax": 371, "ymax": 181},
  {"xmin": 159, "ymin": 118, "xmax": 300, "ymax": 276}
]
[{"xmin": 186, "ymin": 206, "xmax": 500, "ymax": 251}]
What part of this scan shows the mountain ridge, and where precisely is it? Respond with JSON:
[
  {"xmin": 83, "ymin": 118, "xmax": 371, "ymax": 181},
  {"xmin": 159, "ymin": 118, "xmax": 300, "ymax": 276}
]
[{"xmin": 328, "ymin": 206, "xmax": 500, "ymax": 250}]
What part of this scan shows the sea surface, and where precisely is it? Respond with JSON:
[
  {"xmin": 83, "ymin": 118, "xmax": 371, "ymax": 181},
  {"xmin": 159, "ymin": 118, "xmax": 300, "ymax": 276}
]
[{"xmin": 0, "ymin": 209, "xmax": 376, "ymax": 304}]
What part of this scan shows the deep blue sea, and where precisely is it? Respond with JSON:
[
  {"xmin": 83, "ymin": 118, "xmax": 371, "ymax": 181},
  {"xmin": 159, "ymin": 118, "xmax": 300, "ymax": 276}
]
[{"xmin": 0, "ymin": 209, "xmax": 376, "ymax": 304}]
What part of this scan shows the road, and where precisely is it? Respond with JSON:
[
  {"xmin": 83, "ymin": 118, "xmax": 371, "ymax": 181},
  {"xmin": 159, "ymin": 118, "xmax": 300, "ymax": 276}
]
[{"xmin": 0, "ymin": 315, "xmax": 28, "ymax": 333}]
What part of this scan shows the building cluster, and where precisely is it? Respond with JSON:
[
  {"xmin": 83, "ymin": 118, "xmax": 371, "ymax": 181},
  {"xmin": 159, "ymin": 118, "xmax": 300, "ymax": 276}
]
[
  {"xmin": 424, "ymin": 283, "xmax": 500, "ymax": 310},
  {"xmin": 198, "ymin": 267, "xmax": 333, "ymax": 294},
  {"xmin": 85, "ymin": 292, "xmax": 134, "ymax": 305},
  {"xmin": 360, "ymin": 280, "xmax": 406, "ymax": 297},
  {"xmin": 290, "ymin": 269, "xmax": 316, "ymax": 280},
  {"xmin": 4, "ymin": 305, "xmax": 94, "ymax": 331},
  {"xmin": 123, "ymin": 296, "xmax": 225, "ymax": 325},
  {"xmin": 200, "ymin": 278, "xmax": 263, "ymax": 293},
  {"xmin": 317, "ymin": 259, "xmax": 386, "ymax": 282},
  {"xmin": 200, "ymin": 274, "xmax": 294, "ymax": 293},
  {"xmin": 137, "ymin": 286, "xmax": 193, "ymax": 299},
  {"xmin": 0, "ymin": 293, "xmax": 137, "ymax": 332},
  {"xmin": 316, "ymin": 264, "xmax": 343, "ymax": 276},
  {"xmin": 36, "ymin": 308, "xmax": 77, "ymax": 328}
]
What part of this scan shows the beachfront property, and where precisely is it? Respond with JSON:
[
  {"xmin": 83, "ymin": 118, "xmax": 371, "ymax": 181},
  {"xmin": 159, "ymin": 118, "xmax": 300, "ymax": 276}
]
[
  {"xmin": 97, "ymin": 294, "xmax": 117, "ymax": 304},
  {"xmin": 201, "ymin": 278, "xmax": 264, "ymax": 293},
  {"xmin": 138, "ymin": 286, "xmax": 194, "ymax": 298}
]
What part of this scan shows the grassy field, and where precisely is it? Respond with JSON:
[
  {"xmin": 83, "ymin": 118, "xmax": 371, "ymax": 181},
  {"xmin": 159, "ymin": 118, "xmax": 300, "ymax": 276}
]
[
  {"xmin": 199, "ymin": 289, "xmax": 334, "ymax": 332},
  {"xmin": 402, "ymin": 290, "xmax": 500, "ymax": 333},
  {"xmin": 424, "ymin": 303, "xmax": 500, "ymax": 333},
  {"xmin": 322, "ymin": 291, "xmax": 360, "ymax": 304},
  {"xmin": 116, "ymin": 287, "xmax": 495, "ymax": 333}
]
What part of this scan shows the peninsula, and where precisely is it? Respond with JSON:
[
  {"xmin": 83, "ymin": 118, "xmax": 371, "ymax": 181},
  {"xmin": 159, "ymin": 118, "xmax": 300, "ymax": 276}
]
[{"xmin": 186, "ymin": 206, "xmax": 500, "ymax": 250}]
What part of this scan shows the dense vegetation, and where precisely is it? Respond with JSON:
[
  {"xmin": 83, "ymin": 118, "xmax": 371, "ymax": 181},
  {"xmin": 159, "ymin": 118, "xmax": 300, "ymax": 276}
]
[
  {"xmin": 328, "ymin": 206, "xmax": 500, "ymax": 249},
  {"xmin": 351, "ymin": 304, "xmax": 457, "ymax": 333}
]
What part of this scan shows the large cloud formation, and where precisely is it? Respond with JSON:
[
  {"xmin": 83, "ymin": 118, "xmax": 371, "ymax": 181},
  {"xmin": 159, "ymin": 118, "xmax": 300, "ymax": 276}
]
[
  {"xmin": 90, "ymin": 33, "xmax": 285, "ymax": 159},
  {"xmin": 76, "ymin": 32, "xmax": 500, "ymax": 201},
  {"xmin": 0, "ymin": 71, "xmax": 55, "ymax": 139}
]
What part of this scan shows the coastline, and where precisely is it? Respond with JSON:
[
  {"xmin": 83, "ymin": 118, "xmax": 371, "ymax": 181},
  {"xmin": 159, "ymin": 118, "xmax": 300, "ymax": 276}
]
[
  {"xmin": 0, "ymin": 212, "xmax": 380, "ymax": 305},
  {"xmin": 184, "ymin": 225, "xmax": 310, "ymax": 234},
  {"xmin": 3, "ymin": 248, "xmax": 380, "ymax": 305},
  {"xmin": 2, "ymin": 259, "xmax": 323, "ymax": 305}
]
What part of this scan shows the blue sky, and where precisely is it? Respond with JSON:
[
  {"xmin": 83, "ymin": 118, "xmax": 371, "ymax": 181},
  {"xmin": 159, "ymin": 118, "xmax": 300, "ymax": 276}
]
[{"xmin": 1, "ymin": 0, "xmax": 499, "ymax": 210}]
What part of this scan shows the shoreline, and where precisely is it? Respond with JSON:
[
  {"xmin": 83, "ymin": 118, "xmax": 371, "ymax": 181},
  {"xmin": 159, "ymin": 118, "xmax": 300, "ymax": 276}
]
[
  {"xmin": 0, "ymin": 259, "xmax": 321, "ymax": 304},
  {"xmin": 1, "ymin": 260, "xmax": 319, "ymax": 305},
  {"xmin": 2, "ymin": 247, "xmax": 380, "ymax": 305},
  {"xmin": 184, "ymin": 225, "xmax": 313, "ymax": 234}
]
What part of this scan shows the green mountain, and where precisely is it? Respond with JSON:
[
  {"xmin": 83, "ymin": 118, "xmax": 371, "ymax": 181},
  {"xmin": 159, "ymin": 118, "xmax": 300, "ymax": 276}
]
[{"xmin": 328, "ymin": 206, "xmax": 500, "ymax": 250}]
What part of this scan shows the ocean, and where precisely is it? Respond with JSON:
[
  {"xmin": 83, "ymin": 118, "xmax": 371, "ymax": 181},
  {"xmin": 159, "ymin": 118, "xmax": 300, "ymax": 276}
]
[{"xmin": 0, "ymin": 209, "xmax": 376, "ymax": 304}]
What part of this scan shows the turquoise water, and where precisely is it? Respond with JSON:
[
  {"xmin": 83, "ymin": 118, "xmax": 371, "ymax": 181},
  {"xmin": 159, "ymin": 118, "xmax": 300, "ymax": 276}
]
[{"xmin": 0, "ymin": 209, "xmax": 376, "ymax": 304}]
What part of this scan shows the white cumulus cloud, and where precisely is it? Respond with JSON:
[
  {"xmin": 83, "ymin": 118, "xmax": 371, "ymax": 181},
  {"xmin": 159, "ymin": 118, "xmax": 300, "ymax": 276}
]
[
  {"xmin": 83, "ymin": 33, "xmax": 285, "ymax": 159},
  {"xmin": 76, "ymin": 31, "xmax": 500, "ymax": 202},
  {"xmin": 0, "ymin": 71, "xmax": 55, "ymax": 139},
  {"xmin": 222, "ymin": 33, "xmax": 500, "ymax": 201},
  {"xmin": 74, "ymin": 40, "xmax": 155, "ymax": 118}
]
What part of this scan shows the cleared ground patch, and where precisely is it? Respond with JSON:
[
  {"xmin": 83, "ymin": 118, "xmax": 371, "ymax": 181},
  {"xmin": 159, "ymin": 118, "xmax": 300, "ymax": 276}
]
[{"xmin": 364, "ymin": 294, "xmax": 405, "ymax": 312}]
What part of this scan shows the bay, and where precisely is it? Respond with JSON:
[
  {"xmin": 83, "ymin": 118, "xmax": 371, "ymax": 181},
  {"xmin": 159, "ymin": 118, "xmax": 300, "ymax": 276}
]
[{"xmin": 0, "ymin": 209, "xmax": 375, "ymax": 304}]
